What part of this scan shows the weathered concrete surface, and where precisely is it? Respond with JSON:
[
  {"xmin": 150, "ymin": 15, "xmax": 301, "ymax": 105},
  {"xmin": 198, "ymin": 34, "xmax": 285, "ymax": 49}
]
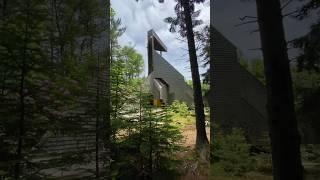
[
  {"xmin": 147, "ymin": 29, "xmax": 194, "ymax": 106},
  {"xmin": 210, "ymin": 27, "xmax": 268, "ymax": 143}
]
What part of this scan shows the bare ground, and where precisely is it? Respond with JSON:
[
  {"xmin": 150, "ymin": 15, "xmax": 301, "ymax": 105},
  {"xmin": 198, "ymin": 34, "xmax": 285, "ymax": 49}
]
[
  {"xmin": 176, "ymin": 125, "xmax": 210, "ymax": 180},
  {"xmin": 176, "ymin": 124, "xmax": 319, "ymax": 180}
]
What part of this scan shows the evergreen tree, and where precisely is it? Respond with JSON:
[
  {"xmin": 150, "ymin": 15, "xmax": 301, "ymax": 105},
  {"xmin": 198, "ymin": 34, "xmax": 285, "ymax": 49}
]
[
  {"xmin": 109, "ymin": 80, "xmax": 182, "ymax": 179},
  {"xmin": 164, "ymin": 0, "xmax": 209, "ymax": 154},
  {"xmin": 0, "ymin": 0, "xmax": 111, "ymax": 178},
  {"xmin": 195, "ymin": 26, "xmax": 210, "ymax": 84}
]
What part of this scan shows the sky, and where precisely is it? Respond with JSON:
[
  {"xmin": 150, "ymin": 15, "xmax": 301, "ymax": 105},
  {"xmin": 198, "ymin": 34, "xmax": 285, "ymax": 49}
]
[
  {"xmin": 111, "ymin": 0, "xmax": 210, "ymax": 80},
  {"xmin": 111, "ymin": 0, "xmax": 318, "ymax": 79}
]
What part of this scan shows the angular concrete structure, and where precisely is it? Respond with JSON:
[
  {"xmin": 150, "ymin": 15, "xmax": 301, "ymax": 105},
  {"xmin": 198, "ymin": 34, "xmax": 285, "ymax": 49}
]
[
  {"xmin": 210, "ymin": 27, "xmax": 268, "ymax": 143},
  {"xmin": 147, "ymin": 29, "xmax": 193, "ymax": 106}
]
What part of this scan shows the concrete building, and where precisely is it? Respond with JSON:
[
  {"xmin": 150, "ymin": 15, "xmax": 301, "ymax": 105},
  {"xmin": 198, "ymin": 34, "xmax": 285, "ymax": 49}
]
[
  {"xmin": 210, "ymin": 27, "xmax": 320, "ymax": 144},
  {"xmin": 147, "ymin": 29, "xmax": 194, "ymax": 106},
  {"xmin": 210, "ymin": 27, "xmax": 268, "ymax": 143},
  {"xmin": 33, "ymin": 28, "xmax": 270, "ymax": 178},
  {"xmin": 146, "ymin": 28, "xmax": 268, "ymax": 143}
]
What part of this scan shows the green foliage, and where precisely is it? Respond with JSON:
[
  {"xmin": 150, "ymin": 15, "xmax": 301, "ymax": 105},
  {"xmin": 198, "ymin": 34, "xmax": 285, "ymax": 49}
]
[
  {"xmin": 201, "ymin": 83, "xmax": 210, "ymax": 96},
  {"xmin": 110, "ymin": 86, "xmax": 183, "ymax": 179},
  {"xmin": 301, "ymin": 144, "xmax": 320, "ymax": 163},
  {"xmin": 211, "ymin": 126, "xmax": 255, "ymax": 176},
  {"xmin": 195, "ymin": 26, "xmax": 210, "ymax": 84},
  {"xmin": 186, "ymin": 80, "xmax": 210, "ymax": 96},
  {"xmin": 169, "ymin": 100, "xmax": 191, "ymax": 118},
  {"xmin": 253, "ymin": 153, "xmax": 273, "ymax": 174},
  {"xmin": 240, "ymin": 58, "xmax": 249, "ymax": 69},
  {"xmin": 0, "ymin": 0, "xmax": 189, "ymax": 179},
  {"xmin": 292, "ymin": 22, "xmax": 320, "ymax": 72},
  {"xmin": 109, "ymin": 14, "xmax": 144, "ymax": 145},
  {"xmin": 164, "ymin": 0, "xmax": 205, "ymax": 37},
  {"xmin": 0, "ymin": 0, "xmax": 111, "ymax": 178},
  {"xmin": 240, "ymin": 58, "xmax": 265, "ymax": 84},
  {"xmin": 292, "ymin": 0, "xmax": 320, "ymax": 71},
  {"xmin": 120, "ymin": 46, "xmax": 144, "ymax": 79},
  {"xmin": 249, "ymin": 59, "xmax": 265, "ymax": 83},
  {"xmin": 292, "ymin": 70, "xmax": 320, "ymax": 142},
  {"xmin": 293, "ymin": 70, "xmax": 320, "ymax": 111}
]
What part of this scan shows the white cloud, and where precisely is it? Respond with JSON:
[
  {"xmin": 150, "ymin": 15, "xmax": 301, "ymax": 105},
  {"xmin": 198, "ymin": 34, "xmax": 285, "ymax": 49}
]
[{"xmin": 111, "ymin": 0, "xmax": 210, "ymax": 80}]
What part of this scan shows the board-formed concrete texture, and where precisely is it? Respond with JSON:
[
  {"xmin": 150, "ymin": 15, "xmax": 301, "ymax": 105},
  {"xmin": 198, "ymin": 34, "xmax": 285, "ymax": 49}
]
[
  {"xmin": 32, "ymin": 70, "xmax": 108, "ymax": 178},
  {"xmin": 210, "ymin": 27, "xmax": 268, "ymax": 143},
  {"xmin": 147, "ymin": 29, "xmax": 194, "ymax": 106}
]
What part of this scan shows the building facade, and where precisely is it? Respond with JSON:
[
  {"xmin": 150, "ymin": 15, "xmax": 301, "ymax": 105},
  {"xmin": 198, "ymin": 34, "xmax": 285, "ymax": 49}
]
[
  {"xmin": 147, "ymin": 29, "xmax": 194, "ymax": 106},
  {"xmin": 210, "ymin": 27, "xmax": 269, "ymax": 143}
]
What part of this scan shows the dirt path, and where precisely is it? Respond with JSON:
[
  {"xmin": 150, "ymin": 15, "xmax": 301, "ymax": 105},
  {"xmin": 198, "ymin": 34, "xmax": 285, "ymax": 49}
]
[
  {"xmin": 180, "ymin": 125, "xmax": 210, "ymax": 148},
  {"xmin": 176, "ymin": 125, "xmax": 210, "ymax": 180}
]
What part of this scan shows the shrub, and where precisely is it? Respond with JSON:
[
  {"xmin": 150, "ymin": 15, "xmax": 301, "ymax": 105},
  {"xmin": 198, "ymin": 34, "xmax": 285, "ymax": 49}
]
[
  {"xmin": 168, "ymin": 100, "xmax": 191, "ymax": 118},
  {"xmin": 211, "ymin": 126, "xmax": 255, "ymax": 176},
  {"xmin": 110, "ymin": 93, "xmax": 183, "ymax": 179},
  {"xmin": 301, "ymin": 144, "xmax": 320, "ymax": 163},
  {"xmin": 254, "ymin": 152, "xmax": 272, "ymax": 174}
]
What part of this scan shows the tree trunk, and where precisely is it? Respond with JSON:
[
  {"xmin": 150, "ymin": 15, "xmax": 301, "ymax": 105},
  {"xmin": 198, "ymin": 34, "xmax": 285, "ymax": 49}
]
[
  {"xmin": 95, "ymin": 55, "xmax": 100, "ymax": 179},
  {"xmin": 1, "ymin": 0, "xmax": 7, "ymax": 17},
  {"xmin": 255, "ymin": 0, "xmax": 303, "ymax": 179},
  {"xmin": 16, "ymin": 40, "xmax": 26, "ymax": 180},
  {"xmin": 15, "ymin": 1, "xmax": 30, "ymax": 178},
  {"xmin": 181, "ymin": 0, "xmax": 209, "ymax": 149},
  {"xmin": 104, "ymin": 0, "xmax": 111, "ymax": 178}
]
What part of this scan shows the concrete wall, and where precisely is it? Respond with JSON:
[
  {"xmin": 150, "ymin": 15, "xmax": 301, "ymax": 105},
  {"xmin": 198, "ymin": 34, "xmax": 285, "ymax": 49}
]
[
  {"xmin": 147, "ymin": 30, "xmax": 193, "ymax": 106},
  {"xmin": 34, "ymin": 70, "xmax": 107, "ymax": 178},
  {"xmin": 148, "ymin": 51, "xmax": 193, "ymax": 106},
  {"xmin": 210, "ymin": 27, "xmax": 268, "ymax": 143}
]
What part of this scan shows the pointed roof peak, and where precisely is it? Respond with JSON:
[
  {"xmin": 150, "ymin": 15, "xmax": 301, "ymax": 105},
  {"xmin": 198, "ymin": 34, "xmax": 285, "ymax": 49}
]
[{"xmin": 148, "ymin": 29, "xmax": 167, "ymax": 52}]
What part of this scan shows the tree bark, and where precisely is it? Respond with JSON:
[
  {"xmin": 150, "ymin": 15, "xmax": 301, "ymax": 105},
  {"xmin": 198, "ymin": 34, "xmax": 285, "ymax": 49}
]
[
  {"xmin": 104, "ymin": 0, "xmax": 111, "ymax": 179},
  {"xmin": 1, "ymin": 0, "xmax": 7, "ymax": 17},
  {"xmin": 95, "ymin": 55, "xmax": 100, "ymax": 179},
  {"xmin": 255, "ymin": 0, "xmax": 303, "ymax": 179},
  {"xmin": 15, "ymin": 1, "xmax": 30, "ymax": 178},
  {"xmin": 181, "ymin": 0, "xmax": 209, "ymax": 149}
]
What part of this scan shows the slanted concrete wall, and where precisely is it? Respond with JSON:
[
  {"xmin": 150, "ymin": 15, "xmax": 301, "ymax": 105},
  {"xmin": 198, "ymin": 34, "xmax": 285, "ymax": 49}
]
[
  {"xmin": 210, "ymin": 27, "xmax": 268, "ymax": 143},
  {"xmin": 149, "ymin": 52, "xmax": 193, "ymax": 106},
  {"xmin": 147, "ymin": 30, "xmax": 193, "ymax": 106},
  {"xmin": 35, "ymin": 70, "xmax": 107, "ymax": 178}
]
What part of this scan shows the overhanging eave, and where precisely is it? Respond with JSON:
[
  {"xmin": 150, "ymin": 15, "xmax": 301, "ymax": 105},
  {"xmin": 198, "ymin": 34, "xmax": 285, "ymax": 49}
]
[{"xmin": 148, "ymin": 29, "xmax": 167, "ymax": 52}]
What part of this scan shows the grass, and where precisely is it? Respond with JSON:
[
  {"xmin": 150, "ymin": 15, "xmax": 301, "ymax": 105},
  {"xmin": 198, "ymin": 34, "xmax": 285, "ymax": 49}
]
[
  {"xmin": 209, "ymin": 175, "xmax": 272, "ymax": 180},
  {"xmin": 171, "ymin": 114, "xmax": 195, "ymax": 127},
  {"xmin": 168, "ymin": 104, "xmax": 320, "ymax": 180},
  {"xmin": 170, "ymin": 109, "xmax": 210, "ymax": 128},
  {"xmin": 210, "ymin": 162, "xmax": 272, "ymax": 180}
]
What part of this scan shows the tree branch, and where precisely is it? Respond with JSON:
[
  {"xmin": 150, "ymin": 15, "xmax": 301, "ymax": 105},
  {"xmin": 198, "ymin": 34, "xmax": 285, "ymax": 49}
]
[
  {"xmin": 239, "ymin": 16, "xmax": 257, "ymax": 21},
  {"xmin": 282, "ymin": 10, "xmax": 299, "ymax": 18},
  {"xmin": 281, "ymin": 0, "xmax": 293, "ymax": 10},
  {"xmin": 248, "ymin": 48, "xmax": 261, "ymax": 51},
  {"xmin": 175, "ymin": 37, "xmax": 187, "ymax": 43},
  {"xmin": 235, "ymin": 20, "xmax": 258, "ymax": 27}
]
